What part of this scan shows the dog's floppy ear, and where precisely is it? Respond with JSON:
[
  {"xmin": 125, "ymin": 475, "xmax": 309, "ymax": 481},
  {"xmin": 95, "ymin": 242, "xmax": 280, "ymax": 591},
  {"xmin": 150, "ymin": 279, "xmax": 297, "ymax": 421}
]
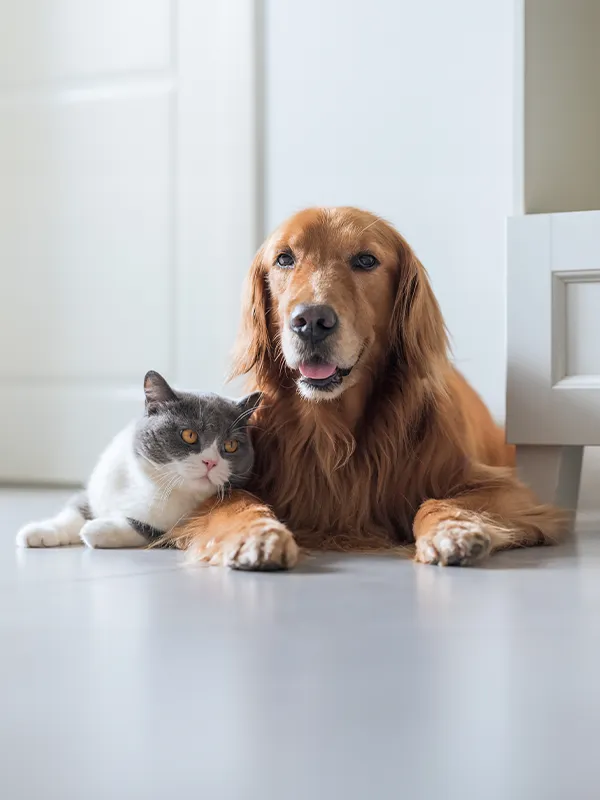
[
  {"xmin": 389, "ymin": 235, "xmax": 449, "ymax": 377},
  {"xmin": 229, "ymin": 246, "xmax": 273, "ymax": 383}
]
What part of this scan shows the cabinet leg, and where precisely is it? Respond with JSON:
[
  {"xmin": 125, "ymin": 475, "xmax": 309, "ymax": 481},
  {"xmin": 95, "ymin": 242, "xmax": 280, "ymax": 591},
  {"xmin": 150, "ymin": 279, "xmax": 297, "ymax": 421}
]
[{"xmin": 516, "ymin": 445, "xmax": 583, "ymax": 526}]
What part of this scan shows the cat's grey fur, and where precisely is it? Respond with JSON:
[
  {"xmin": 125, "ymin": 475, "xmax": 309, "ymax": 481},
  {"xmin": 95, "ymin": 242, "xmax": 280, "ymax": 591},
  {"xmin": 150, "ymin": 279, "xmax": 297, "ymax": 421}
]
[
  {"xmin": 137, "ymin": 373, "xmax": 258, "ymax": 485},
  {"xmin": 16, "ymin": 371, "xmax": 261, "ymax": 549}
]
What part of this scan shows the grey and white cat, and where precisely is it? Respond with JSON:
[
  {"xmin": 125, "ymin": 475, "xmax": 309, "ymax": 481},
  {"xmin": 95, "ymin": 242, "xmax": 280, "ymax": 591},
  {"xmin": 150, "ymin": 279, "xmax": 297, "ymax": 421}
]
[{"xmin": 16, "ymin": 371, "xmax": 261, "ymax": 549}]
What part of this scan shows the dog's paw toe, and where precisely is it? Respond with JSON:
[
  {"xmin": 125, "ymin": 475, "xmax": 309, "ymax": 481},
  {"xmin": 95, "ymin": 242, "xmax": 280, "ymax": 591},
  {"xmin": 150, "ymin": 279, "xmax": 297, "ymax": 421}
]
[
  {"xmin": 415, "ymin": 518, "xmax": 492, "ymax": 566},
  {"xmin": 224, "ymin": 520, "xmax": 299, "ymax": 571}
]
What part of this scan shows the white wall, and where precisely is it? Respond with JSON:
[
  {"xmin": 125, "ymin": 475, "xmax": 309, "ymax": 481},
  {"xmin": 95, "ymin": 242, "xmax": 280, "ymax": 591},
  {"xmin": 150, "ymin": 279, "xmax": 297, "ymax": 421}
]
[
  {"xmin": 265, "ymin": 0, "xmax": 515, "ymax": 420},
  {"xmin": 264, "ymin": 0, "xmax": 599, "ymax": 512}
]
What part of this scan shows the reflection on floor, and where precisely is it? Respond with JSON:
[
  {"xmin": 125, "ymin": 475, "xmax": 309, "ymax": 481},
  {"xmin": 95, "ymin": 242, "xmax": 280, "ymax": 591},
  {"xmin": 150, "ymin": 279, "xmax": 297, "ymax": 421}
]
[{"xmin": 1, "ymin": 487, "xmax": 598, "ymax": 800}]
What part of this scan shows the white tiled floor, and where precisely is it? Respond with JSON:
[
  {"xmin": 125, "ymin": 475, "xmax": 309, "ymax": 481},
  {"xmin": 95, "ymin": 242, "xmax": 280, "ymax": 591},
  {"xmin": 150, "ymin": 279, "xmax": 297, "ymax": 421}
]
[{"xmin": 1, "ymin": 487, "xmax": 599, "ymax": 800}]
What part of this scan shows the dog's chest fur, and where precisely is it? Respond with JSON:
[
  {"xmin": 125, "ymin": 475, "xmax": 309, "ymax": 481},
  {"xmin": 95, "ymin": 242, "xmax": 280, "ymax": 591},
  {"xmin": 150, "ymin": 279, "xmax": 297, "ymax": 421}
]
[{"xmin": 249, "ymin": 405, "xmax": 421, "ymax": 549}]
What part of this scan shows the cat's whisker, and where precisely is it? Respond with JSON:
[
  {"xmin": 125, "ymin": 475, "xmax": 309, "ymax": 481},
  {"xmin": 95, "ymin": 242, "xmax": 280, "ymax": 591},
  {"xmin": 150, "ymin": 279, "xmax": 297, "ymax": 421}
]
[
  {"xmin": 153, "ymin": 472, "xmax": 179, "ymax": 495},
  {"xmin": 227, "ymin": 470, "xmax": 252, "ymax": 488},
  {"xmin": 154, "ymin": 468, "xmax": 175, "ymax": 483},
  {"xmin": 138, "ymin": 452, "xmax": 162, "ymax": 469},
  {"xmin": 159, "ymin": 480, "xmax": 181, "ymax": 510},
  {"xmin": 214, "ymin": 484, "xmax": 228, "ymax": 505},
  {"xmin": 156, "ymin": 473, "xmax": 181, "ymax": 509},
  {"xmin": 230, "ymin": 406, "xmax": 262, "ymax": 429},
  {"xmin": 156, "ymin": 466, "xmax": 178, "ymax": 480},
  {"xmin": 154, "ymin": 464, "xmax": 173, "ymax": 475},
  {"xmin": 148, "ymin": 467, "xmax": 176, "ymax": 490},
  {"xmin": 140, "ymin": 455, "xmax": 178, "ymax": 482}
]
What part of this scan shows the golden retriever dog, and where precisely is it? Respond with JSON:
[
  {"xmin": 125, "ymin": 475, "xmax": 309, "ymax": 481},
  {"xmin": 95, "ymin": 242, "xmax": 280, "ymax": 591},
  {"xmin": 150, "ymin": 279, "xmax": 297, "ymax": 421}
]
[{"xmin": 172, "ymin": 207, "xmax": 563, "ymax": 569}]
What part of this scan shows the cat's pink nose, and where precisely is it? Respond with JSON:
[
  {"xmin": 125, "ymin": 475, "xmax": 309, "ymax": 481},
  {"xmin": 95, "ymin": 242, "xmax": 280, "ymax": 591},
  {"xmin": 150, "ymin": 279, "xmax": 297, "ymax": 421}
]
[{"xmin": 202, "ymin": 459, "xmax": 218, "ymax": 472}]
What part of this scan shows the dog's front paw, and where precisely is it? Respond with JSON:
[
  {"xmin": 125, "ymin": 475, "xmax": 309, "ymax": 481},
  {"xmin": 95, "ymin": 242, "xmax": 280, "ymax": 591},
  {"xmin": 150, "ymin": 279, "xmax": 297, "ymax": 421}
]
[
  {"xmin": 222, "ymin": 519, "xmax": 299, "ymax": 571},
  {"xmin": 415, "ymin": 517, "xmax": 492, "ymax": 566}
]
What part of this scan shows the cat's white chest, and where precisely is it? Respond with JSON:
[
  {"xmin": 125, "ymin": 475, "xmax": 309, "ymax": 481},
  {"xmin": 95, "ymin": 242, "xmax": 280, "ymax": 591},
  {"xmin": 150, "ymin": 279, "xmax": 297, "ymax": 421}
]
[{"xmin": 86, "ymin": 423, "xmax": 214, "ymax": 532}]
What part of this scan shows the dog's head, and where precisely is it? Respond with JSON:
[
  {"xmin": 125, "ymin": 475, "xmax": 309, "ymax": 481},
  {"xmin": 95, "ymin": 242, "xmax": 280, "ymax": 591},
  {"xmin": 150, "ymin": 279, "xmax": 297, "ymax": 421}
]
[{"xmin": 232, "ymin": 207, "xmax": 447, "ymax": 401}]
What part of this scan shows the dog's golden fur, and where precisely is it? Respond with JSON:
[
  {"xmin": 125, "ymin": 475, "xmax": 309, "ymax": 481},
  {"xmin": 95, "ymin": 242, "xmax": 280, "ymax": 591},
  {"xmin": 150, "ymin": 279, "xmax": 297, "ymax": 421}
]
[{"xmin": 173, "ymin": 208, "xmax": 564, "ymax": 568}]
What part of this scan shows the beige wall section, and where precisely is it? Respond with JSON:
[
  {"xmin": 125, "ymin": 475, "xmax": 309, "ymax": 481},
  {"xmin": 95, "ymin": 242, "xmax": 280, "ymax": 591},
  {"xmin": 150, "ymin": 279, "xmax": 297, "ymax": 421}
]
[{"xmin": 524, "ymin": 0, "xmax": 600, "ymax": 214}]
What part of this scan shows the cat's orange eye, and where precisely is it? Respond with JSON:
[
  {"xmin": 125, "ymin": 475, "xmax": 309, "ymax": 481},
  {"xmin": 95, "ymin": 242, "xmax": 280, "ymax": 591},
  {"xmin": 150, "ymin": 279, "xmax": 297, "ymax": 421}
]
[
  {"xmin": 181, "ymin": 429, "xmax": 198, "ymax": 445},
  {"xmin": 224, "ymin": 439, "xmax": 238, "ymax": 454}
]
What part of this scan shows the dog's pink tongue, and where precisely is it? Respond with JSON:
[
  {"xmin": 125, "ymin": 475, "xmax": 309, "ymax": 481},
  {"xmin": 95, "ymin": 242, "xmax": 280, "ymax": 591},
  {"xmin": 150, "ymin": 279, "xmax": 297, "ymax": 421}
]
[{"xmin": 299, "ymin": 362, "xmax": 337, "ymax": 380}]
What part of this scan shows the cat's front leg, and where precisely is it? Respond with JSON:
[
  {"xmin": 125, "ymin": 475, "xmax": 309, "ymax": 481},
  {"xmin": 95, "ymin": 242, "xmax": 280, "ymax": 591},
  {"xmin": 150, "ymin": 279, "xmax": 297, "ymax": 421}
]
[{"xmin": 80, "ymin": 517, "xmax": 148, "ymax": 549}]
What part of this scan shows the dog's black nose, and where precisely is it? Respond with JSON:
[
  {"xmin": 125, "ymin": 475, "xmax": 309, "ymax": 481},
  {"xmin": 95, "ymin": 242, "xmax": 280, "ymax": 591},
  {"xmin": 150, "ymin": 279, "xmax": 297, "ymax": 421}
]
[{"xmin": 290, "ymin": 304, "xmax": 338, "ymax": 342}]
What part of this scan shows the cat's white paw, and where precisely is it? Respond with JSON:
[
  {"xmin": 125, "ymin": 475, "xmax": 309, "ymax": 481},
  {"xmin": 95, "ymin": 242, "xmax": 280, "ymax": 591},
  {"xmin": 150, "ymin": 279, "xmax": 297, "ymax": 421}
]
[
  {"xmin": 80, "ymin": 519, "xmax": 123, "ymax": 549},
  {"xmin": 16, "ymin": 521, "xmax": 74, "ymax": 548},
  {"xmin": 80, "ymin": 519, "xmax": 147, "ymax": 549},
  {"xmin": 16, "ymin": 506, "xmax": 85, "ymax": 548}
]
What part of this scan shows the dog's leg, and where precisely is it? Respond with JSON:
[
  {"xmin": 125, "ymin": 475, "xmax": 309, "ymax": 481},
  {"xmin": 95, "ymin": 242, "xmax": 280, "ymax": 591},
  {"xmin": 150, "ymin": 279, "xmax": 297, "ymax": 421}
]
[
  {"xmin": 413, "ymin": 465, "xmax": 566, "ymax": 566},
  {"xmin": 169, "ymin": 490, "xmax": 299, "ymax": 571}
]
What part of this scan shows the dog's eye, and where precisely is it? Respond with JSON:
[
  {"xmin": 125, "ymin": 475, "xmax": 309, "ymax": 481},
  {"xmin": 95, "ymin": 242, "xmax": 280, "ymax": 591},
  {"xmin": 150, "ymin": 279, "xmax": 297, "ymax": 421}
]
[
  {"xmin": 351, "ymin": 253, "xmax": 379, "ymax": 271},
  {"xmin": 276, "ymin": 252, "xmax": 295, "ymax": 268}
]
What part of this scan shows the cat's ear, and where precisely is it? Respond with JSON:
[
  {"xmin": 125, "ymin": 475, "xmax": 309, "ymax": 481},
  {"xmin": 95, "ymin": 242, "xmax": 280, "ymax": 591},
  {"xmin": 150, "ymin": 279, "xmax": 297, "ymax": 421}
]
[
  {"xmin": 236, "ymin": 391, "xmax": 262, "ymax": 419},
  {"xmin": 143, "ymin": 371, "xmax": 178, "ymax": 408}
]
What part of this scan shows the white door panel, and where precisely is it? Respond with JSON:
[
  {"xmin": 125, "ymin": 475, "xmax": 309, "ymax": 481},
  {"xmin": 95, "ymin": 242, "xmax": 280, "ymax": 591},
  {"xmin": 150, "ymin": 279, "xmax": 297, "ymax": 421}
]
[
  {"xmin": 507, "ymin": 211, "xmax": 600, "ymax": 446},
  {"xmin": 0, "ymin": 0, "xmax": 172, "ymax": 85},
  {"xmin": 0, "ymin": 0, "xmax": 257, "ymax": 482},
  {"xmin": 0, "ymin": 92, "xmax": 173, "ymax": 380}
]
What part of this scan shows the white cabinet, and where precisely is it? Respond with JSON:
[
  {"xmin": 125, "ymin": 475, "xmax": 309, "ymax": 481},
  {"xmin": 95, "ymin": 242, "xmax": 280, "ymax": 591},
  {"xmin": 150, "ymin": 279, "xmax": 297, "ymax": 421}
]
[
  {"xmin": 508, "ymin": 1, "xmax": 600, "ymax": 515},
  {"xmin": 507, "ymin": 212, "xmax": 600, "ymax": 512},
  {"xmin": 508, "ymin": 213, "xmax": 600, "ymax": 446}
]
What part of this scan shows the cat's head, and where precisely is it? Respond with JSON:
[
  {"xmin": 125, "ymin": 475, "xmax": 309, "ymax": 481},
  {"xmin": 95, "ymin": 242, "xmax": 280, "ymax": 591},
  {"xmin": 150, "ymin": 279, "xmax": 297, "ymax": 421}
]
[{"xmin": 135, "ymin": 371, "xmax": 261, "ymax": 493}]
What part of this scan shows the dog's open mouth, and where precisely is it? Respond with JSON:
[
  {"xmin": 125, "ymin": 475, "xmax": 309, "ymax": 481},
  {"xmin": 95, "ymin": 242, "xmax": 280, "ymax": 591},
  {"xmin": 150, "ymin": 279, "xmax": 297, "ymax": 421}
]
[{"xmin": 298, "ymin": 360, "xmax": 353, "ymax": 390}]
